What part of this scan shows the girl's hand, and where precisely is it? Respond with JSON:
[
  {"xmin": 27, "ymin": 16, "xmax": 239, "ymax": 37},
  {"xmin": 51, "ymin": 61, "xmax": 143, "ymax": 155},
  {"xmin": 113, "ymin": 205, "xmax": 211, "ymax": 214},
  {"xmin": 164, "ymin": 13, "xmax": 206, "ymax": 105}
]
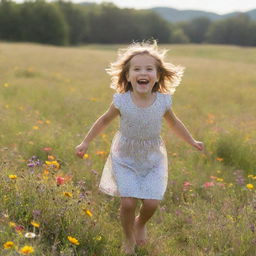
[
  {"xmin": 75, "ymin": 142, "xmax": 89, "ymax": 158},
  {"xmin": 192, "ymin": 140, "xmax": 204, "ymax": 152}
]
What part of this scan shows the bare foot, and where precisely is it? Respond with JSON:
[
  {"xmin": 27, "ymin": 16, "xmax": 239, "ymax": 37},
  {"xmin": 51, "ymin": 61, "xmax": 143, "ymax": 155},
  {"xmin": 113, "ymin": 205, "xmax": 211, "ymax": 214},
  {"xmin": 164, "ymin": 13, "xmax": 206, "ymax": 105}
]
[
  {"xmin": 134, "ymin": 216, "xmax": 147, "ymax": 246},
  {"xmin": 121, "ymin": 236, "xmax": 136, "ymax": 255}
]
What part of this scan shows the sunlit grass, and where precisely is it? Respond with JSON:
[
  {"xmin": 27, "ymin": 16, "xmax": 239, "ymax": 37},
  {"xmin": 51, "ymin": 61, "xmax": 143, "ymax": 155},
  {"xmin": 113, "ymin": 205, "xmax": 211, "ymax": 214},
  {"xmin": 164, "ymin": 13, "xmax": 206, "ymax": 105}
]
[{"xmin": 0, "ymin": 42, "xmax": 255, "ymax": 255}]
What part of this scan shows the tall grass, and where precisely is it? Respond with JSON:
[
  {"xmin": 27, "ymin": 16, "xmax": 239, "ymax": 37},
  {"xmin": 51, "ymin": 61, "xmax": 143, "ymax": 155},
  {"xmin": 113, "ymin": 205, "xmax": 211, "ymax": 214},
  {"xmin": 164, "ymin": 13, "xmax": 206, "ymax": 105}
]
[{"xmin": 0, "ymin": 42, "xmax": 255, "ymax": 255}]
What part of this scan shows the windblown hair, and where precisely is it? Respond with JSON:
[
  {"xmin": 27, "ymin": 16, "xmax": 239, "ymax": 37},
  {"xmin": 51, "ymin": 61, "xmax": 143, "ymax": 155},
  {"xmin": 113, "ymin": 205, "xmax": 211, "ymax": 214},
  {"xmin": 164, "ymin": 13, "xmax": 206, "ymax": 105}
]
[{"xmin": 106, "ymin": 40, "xmax": 185, "ymax": 95}]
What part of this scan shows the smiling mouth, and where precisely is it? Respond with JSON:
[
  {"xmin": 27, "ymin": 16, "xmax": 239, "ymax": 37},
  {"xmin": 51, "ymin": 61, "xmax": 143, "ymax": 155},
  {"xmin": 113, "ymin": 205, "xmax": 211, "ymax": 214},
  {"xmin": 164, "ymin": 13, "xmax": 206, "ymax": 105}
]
[{"xmin": 137, "ymin": 79, "xmax": 149, "ymax": 85}]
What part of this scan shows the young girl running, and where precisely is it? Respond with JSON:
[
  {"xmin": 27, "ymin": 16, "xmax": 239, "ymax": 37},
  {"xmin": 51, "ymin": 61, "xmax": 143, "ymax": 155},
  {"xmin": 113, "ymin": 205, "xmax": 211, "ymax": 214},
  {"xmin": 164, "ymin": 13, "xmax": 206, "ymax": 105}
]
[{"xmin": 75, "ymin": 41, "xmax": 204, "ymax": 255}]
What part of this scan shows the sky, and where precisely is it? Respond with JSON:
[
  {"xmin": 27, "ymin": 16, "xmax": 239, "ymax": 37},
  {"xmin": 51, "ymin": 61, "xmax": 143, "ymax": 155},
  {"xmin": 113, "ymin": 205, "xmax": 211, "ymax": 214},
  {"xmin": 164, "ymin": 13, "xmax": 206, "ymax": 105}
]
[{"xmin": 72, "ymin": 0, "xmax": 256, "ymax": 14}]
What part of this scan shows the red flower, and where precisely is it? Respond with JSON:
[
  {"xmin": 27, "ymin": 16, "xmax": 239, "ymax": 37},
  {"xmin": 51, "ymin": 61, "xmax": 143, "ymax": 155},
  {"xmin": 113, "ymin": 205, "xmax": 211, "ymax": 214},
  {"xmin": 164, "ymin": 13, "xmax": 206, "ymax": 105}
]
[
  {"xmin": 42, "ymin": 147, "xmax": 52, "ymax": 152},
  {"xmin": 56, "ymin": 176, "xmax": 65, "ymax": 185},
  {"xmin": 204, "ymin": 182, "xmax": 215, "ymax": 188},
  {"xmin": 15, "ymin": 225, "xmax": 25, "ymax": 232}
]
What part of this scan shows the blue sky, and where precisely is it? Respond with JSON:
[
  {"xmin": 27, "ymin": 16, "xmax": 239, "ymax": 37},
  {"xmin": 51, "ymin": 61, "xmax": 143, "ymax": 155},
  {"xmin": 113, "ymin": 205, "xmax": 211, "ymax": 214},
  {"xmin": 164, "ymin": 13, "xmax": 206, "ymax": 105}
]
[{"xmin": 71, "ymin": 0, "xmax": 256, "ymax": 14}]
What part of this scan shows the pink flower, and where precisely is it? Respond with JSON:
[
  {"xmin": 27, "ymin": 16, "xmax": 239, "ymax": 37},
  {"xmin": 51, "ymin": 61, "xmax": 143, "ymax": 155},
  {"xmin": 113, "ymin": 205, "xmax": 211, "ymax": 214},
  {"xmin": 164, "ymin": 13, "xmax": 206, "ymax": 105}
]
[
  {"xmin": 204, "ymin": 182, "xmax": 215, "ymax": 188},
  {"xmin": 56, "ymin": 176, "xmax": 65, "ymax": 185},
  {"xmin": 15, "ymin": 225, "xmax": 25, "ymax": 232},
  {"xmin": 183, "ymin": 181, "xmax": 192, "ymax": 191},
  {"xmin": 42, "ymin": 147, "xmax": 52, "ymax": 152}
]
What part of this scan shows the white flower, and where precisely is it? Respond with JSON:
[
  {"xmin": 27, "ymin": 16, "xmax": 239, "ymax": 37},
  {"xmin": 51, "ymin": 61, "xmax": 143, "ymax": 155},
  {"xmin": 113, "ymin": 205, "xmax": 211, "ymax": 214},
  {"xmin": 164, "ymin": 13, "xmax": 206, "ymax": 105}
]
[{"xmin": 25, "ymin": 232, "xmax": 36, "ymax": 238}]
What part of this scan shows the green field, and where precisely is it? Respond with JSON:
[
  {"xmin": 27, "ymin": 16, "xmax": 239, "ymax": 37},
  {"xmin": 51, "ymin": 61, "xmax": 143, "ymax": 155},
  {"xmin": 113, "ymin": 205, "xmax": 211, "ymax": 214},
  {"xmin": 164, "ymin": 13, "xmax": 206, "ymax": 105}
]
[{"xmin": 0, "ymin": 42, "xmax": 256, "ymax": 256}]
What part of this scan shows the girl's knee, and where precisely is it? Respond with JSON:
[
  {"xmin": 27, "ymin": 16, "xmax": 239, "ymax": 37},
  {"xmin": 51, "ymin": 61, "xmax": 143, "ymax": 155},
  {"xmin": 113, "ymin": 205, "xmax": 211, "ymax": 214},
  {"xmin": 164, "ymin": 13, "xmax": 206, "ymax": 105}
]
[
  {"xmin": 121, "ymin": 197, "xmax": 137, "ymax": 211},
  {"xmin": 142, "ymin": 199, "xmax": 160, "ymax": 210}
]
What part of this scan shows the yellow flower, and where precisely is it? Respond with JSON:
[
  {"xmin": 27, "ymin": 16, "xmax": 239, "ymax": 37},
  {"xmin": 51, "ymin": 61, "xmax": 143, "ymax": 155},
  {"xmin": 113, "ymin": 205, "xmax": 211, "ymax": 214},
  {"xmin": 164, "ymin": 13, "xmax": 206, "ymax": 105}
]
[
  {"xmin": 3, "ymin": 83, "xmax": 9, "ymax": 87},
  {"xmin": 248, "ymin": 175, "xmax": 254, "ymax": 178},
  {"xmin": 68, "ymin": 236, "xmax": 80, "ymax": 245},
  {"xmin": 32, "ymin": 126, "xmax": 39, "ymax": 130},
  {"xmin": 83, "ymin": 208, "xmax": 93, "ymax": 217},
  {"xmin": 94, "ymin": 235, "xmax": 102, "ymax": 241},
  {"xmin": 83, "ymin": 154, "xmax": 89, "ymax": 159},
  {"xmin": 9, "ymin": 221, "xmax": 16, "ymax": 227},
  {"xmin": 45, "ymin": 160, "xmax": 60, "ymax": 169},
  {"xmin": 20, "ymin": 245, "xmax": 34, "ymax": 254},
  {"xmin": 216, "ymin": 178, "xmax": 224, "ymax": 182},
  {"xmin": 31, "ymin": 221, "xmax": 40, "ymax": 228},
  {"xmin": 8, "ymin": 174, "xmax": 17, "ymax": 179},
  {"xmin": 3, "ymin": 241, "xmax": 15, "ymax": 249},
  {"xmin": 246, "ymin": 184, "xmax": 254, "ymax": 190},
  {"xmin": 63, "ymin": 192, "xmax": 73, "ymax": 198},
  {"xmin": 228, "ymin": 183, "xmax": 233, "ymax": 188},
  {"xmin": 45, "ymin": 120, "xmax": 51, "ymax": 124}
]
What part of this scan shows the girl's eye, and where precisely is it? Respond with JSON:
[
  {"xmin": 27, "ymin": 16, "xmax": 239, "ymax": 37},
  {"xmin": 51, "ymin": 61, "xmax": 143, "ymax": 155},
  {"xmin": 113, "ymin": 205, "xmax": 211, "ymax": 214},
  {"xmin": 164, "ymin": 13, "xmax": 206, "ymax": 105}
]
[
  {"xmin": 134, "ymin": 68, "xmax": 140, "ymax": 71},
  {"xmin": 147, "ymin": 68, "xmax": 153, "ymax": 71}
]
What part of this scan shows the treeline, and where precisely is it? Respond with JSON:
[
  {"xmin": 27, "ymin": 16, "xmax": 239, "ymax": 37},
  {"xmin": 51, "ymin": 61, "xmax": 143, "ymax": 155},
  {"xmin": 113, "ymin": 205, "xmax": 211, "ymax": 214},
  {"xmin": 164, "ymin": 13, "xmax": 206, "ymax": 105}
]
[{"xmin": 1, "ymin": 0, "xmax": 256, "ymax": 46}]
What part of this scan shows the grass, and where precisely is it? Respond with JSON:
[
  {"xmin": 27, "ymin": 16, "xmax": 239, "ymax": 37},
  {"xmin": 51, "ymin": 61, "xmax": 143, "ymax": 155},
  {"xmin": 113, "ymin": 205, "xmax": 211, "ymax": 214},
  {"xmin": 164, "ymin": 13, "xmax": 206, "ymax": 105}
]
[{"xmin": 0, "ymin": 42, "xmax": 255, "ymax": 255}]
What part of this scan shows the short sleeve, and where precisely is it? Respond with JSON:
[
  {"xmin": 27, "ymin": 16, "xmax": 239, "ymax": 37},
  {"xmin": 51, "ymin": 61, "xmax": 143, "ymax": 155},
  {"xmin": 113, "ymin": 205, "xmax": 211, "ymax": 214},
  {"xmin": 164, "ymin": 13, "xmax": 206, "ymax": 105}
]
[
  {"xmin": 113, "ymin": 93, "xmax": 121, "ymax": 110},
  {"xmin": 164, "ymin": 94, "xmax": 172, "ymax": 111}
]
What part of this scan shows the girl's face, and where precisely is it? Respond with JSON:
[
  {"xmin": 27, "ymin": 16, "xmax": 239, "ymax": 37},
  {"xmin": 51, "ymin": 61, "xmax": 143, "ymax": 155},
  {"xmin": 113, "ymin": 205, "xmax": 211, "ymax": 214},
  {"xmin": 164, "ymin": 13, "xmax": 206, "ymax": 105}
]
[{"xmin": 126, "ymin": 54, "xmax": 159, "ymax": 95}]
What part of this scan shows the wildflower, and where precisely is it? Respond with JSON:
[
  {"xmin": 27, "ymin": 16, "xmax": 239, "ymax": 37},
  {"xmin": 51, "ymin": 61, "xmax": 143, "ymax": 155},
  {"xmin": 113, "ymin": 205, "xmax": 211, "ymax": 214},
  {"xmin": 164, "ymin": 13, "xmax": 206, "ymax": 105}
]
[
  {"xmin": 45, "ymin": 120, "xmax": 51, "ymax": 124},
  {"xmin": 9, "ymin": 221, "xmax": 16, "ymax": 227},
  {"xmin": 183, "ymin": 181, "xmax": 192, "ymax": 191},
  {"xmin": 3, "ymin": 241, "xmax": 15, "ymax": 249},
  {"xmin": 37, "ymin": 120, "xmax": 43, "ymax": 124},
  {"xmin": 216, "ymin": 157, "xmax": 224, "ymax": 162},
  {"xmin": 56, "ymin": 176, "xmax": 65, "ymax": 185},
  {"xmin": 228, "ymin": 183, "xmax": 233, "ymax": 188},
  {"xmin": 210, "ymin": 176, "xmax": 218, "ymax": 180},
  {"xmin": 246, "ymin": 184, "xmax": 254, "ymax": 190},
  {"xmin": 83, "ymin": 208, "xmax": 93, "ymax": 217},
  {"xmin": 94, "ymin": 235, "xmax": 102, "ymax": 241},
  {"xmin": 8, "ymin": 174, "xmax": 17, "ymax": 179},
  {"xmin": 216, "ymin": 178, "xmax": 224, "ymax": 182},
  {"xmin": 3, "ymin": 83, "xmax": 9, "ymax": 87},
  {"xmin": 31, "ymin": 221, "xmax": 40, "ymax": 228},
  {"xmin": 204, "ymin": 182, "xmax": 215, "ymax": 188},
  {"xmin": 68, "ymin": 236, "xmax": 80, "ymax": 245},
  {"xmin": 32, "ymin": 126, "xmax": 39, "ymax": 130},
  {"xmin": 42, "ymin": 147, "xmax": 52, "ymax": 152},
  {"xmin": 45, "ymin": 160, "xmax": 60, "ymax": 169},
  {"xmin": 63, "ymin": 192, "xmax": 73, "ymax": 198},
  {"xmin": 20, "ymin": 245, "xmax": 34, "ymax": 254},
  {"xmin": 96, "ymin": 151, "xmax": 107, "ymax": 156},
  {"xmin": 25, "ymin": 232, "xmax": 36, "ymax": 238},
  {"xmin": 83, "ymin": 154, "xmax": 89, "ymax": 159},
  {"xmin": 15, "ymin": 225, "xmax": 25, "ymax": 232}
]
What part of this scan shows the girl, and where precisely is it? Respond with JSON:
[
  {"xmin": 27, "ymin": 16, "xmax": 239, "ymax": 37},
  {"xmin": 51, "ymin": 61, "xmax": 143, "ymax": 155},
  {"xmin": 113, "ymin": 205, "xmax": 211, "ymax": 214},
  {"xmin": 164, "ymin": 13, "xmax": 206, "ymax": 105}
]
[{"xmin": 75, "ymin": 41, "xmax": 204, "ymax": 255}]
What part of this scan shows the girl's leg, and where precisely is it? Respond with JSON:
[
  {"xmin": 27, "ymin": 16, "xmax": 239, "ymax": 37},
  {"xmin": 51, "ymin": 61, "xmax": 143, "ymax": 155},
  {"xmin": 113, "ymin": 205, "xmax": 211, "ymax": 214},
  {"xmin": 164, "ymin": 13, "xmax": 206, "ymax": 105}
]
[
  {"xmin": 134, "ymin": 199, "xmax": 160, "ymax": 246},
  {"xmin": 120, "ymin": 197, "xmax": 138, "ymax": 254}
]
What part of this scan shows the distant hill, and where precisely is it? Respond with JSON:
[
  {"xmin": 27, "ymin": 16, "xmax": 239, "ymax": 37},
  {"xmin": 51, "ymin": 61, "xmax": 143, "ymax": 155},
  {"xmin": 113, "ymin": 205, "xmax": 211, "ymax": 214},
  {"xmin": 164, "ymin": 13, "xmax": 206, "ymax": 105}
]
[
  {"xmin": 78, "ymin": 2, "xmax": 256, "ymax": 23},
  {"xmin": 151, "ymin": 7, "xmax": 256, "ymax": 23}
]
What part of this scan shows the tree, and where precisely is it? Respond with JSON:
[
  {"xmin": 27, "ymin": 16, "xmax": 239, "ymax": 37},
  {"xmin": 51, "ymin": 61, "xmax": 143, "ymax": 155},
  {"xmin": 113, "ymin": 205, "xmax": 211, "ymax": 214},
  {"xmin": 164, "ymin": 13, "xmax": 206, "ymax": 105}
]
[
  {"xmin": 56, "ymin": 0, "xmax": 89, "ymax": 45},
  {"xmin": 179, "ymin": 17, "xmax": 211, "ymax": 43},
  {"xmin": 19, "ymin": 0, "xmax": 68, "ymax": 45},
  {"xmin": 207, "ymin": 14, "xmax": 256, "ymax": 46}
]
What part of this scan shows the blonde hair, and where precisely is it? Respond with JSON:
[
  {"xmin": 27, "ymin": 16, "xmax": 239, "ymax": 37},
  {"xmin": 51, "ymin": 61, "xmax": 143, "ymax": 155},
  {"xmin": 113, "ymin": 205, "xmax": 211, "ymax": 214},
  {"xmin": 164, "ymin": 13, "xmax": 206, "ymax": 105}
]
[{"xmin": 106, "ymin": 40, "xmax": 185, "ymax": 95}]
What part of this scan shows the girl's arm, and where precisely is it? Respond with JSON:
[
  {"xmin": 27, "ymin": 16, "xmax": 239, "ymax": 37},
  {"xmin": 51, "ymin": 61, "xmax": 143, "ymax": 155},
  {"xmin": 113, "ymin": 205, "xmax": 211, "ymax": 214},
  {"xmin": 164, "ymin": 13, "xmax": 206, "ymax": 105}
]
[
  {"xmin": 75, "ymin": 103, "xmax": 120, "ymax": 157},
  {"xmin": 164, "ymin": 108, "xmax": 204, "ymax": 151}
]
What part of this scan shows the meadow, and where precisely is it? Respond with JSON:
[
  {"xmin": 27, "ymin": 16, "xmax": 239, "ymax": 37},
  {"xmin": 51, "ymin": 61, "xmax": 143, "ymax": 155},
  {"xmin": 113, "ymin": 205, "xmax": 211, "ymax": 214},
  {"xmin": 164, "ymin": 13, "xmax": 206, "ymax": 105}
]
[{"xmin": 0, "ymin": 42, "xmax": 255, "ymax": 256}]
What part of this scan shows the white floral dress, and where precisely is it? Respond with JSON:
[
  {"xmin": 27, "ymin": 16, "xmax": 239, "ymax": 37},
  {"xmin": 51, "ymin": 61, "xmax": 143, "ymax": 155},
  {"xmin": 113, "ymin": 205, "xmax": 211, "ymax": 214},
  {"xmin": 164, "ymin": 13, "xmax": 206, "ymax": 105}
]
[{"xmin": 99, "ymin": 91, "xmax": 172, "ymax": 200}]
